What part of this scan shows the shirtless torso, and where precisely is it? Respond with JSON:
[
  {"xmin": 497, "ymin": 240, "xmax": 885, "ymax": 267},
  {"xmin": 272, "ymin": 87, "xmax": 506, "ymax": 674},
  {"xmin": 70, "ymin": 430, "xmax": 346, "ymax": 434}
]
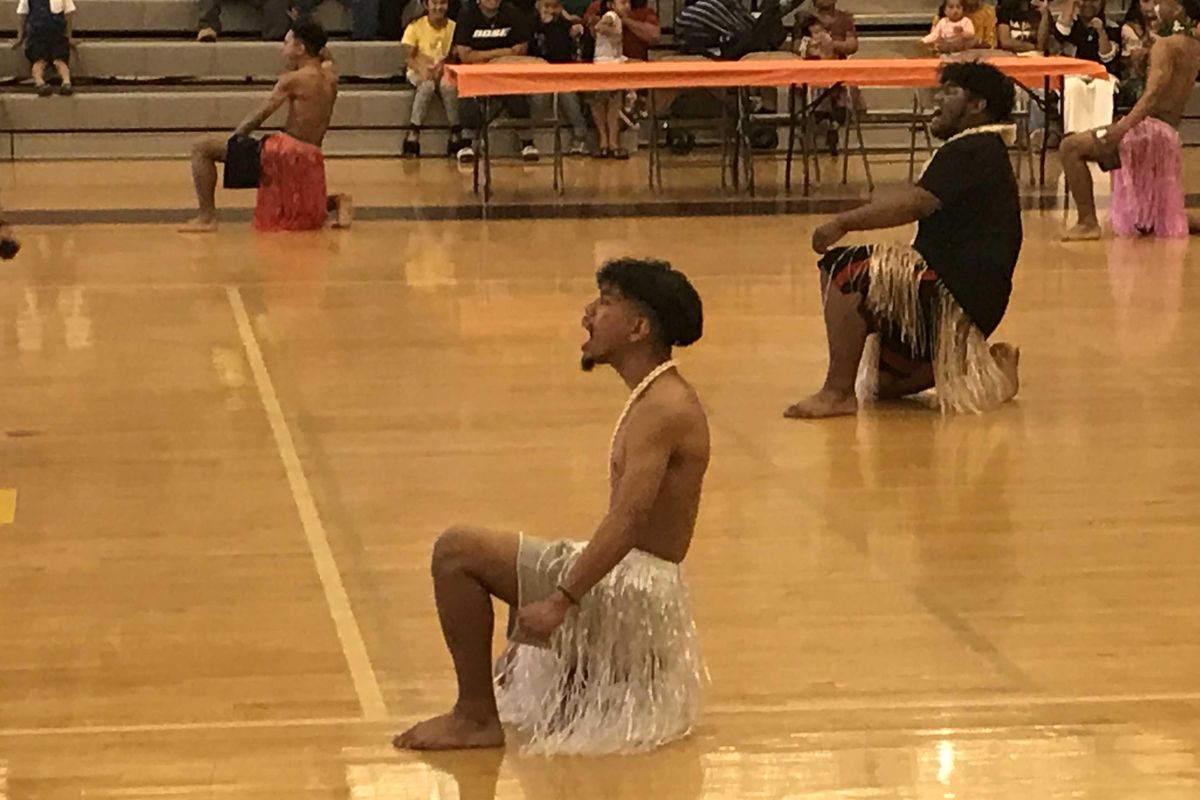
[
  {"xmin": 277, "ymin": 60, "xmax": 339, "ymax": 146},
  {"xmin": 609, "ymin": 370, "xmax": 710, "ymax": 564},
  {"xmin": 1135, "ymin": 34, "xmax": 1200, "ymax": 127}
]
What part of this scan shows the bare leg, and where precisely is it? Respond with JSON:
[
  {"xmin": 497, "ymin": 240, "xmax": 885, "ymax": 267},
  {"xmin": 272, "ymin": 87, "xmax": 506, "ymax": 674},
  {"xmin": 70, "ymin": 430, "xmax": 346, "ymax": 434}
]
[
  {"xmin": 52, "ymin": 60, "xmax": 72, "ymax": 93},
  {"xmin": 607, "ymin": 99, "xmax": 623, "ymax": 154},
  {"xmin": 393, "ymin": 525, "xmax": 519, "ymax": 751},
  {"xmin": 1059, "ymin": 131, "xmax": 1103, "ymax": 241},
  {"xmin": 785, "ymin": 277, "xmax": 866, "ymax": 419},
  {"xmin": 591, "ymin": 98, "xmax": 611, "ymax": 150},
  {"xmin": 180, "ymin": 135, "xmax": 226, "ymax": 232},
  {"xmin": 31, "ymin": 61, "xmax": 48, "ymax": 90}
]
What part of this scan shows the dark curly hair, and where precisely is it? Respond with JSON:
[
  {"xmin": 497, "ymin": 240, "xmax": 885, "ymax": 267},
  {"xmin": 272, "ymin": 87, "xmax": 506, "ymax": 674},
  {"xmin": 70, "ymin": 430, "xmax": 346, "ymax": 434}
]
[
  {"xmin": 939, "ymin": 61, "xmax": 1016, "ymax": 123},
  {"xmin": 290, "ymin": 20, "xmax": 328, "ymax": 57},
  {"xmin": 596, "ymin": 258, "xmax": 704, "ymax": 348}
]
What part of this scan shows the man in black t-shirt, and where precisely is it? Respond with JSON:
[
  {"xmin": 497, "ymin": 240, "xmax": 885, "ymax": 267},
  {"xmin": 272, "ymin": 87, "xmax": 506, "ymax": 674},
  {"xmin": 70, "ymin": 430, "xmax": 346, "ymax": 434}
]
[
  {"xmin": 531, "ymin": 0, "xmax": 591, "ymax": 154},
  {"xmin": 453, "ymin": 0, "xmax": 540, "ymax": 163},
  {"xmin": 996, "ymin": 0, "xmax": 1050, "ymax": 53},
  {"xmin": 1052, "ymin": 0, "xmax": 1121, "ymax": 76},
  {"xmin": 786, "ymin": 62, "xmax": 1022, "ymax": 419}
]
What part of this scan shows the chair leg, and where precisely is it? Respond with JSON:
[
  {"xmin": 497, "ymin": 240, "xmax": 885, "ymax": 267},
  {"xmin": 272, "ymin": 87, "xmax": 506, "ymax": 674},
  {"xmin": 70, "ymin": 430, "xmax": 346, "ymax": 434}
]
[
  {"xmin": 785, "ymin": 84, "xmax": 796, "ymax": 193},
  {"xmin": 552, "ymin": 94, "xmax": 563, "ymax": 195},
  {"xmin": 852, "ymin": 105, "xmax": 872, "ymax": 192}
]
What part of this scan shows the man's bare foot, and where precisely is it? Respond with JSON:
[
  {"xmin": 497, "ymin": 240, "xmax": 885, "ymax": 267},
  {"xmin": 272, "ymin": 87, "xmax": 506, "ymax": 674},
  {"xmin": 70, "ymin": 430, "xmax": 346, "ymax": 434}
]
[
  {"xmin": 392, "ymin": 711, "xmax": 505, "ymax": 751},
  {"xmin": 1062, "ymin": 222, "xmax": 1101, "ymax": 241},
  {"xmin": 990, "ymin": 342, "xmax": 1020, "ymax": 402},
  {"xmin": 784, "ymin": 390, "xmax": 858, "ymax": 419},
  {"xmin": 179, "ymin": 216, "xmax": 218, "ymax": 233},
  {"xmin": 330, "ymin": 193, "xmax": 353, "ymax": 229}
]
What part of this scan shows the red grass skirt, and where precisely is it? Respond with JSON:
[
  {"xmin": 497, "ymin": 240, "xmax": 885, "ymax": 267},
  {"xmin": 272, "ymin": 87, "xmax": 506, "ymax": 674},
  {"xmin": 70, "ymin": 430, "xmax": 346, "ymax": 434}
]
[{"xmin": 253, "ymin": 134, "xmax": 327, "ymax": 233}]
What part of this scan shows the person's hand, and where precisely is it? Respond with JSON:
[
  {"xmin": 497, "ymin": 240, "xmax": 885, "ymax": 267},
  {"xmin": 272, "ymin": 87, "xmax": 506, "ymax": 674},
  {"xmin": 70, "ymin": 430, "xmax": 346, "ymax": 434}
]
[
  {"xmin": 570, "ymin": 22, "xmax": 585, "ymax": 38},
  {"xmin": 514, "ymin": 593, "xmax": 572, "ymax": 645},
  {"xmin": 812, "ymin": 219, "xmax": 847, "ymax": 254},
  {"xmin": 11, "ymin": 37, "xmax": 23, "ymax": 50},
  {"xmin": 68, "ymin": 37, "xmax": 79, "ymax": 49},
  {"xmin": 1090, "ymin": 17, "xmax": 1105, "ymax": 32},
  {"xmin": 1033, "ymin": 0, "xmax": 1049, "ymax": 14}
]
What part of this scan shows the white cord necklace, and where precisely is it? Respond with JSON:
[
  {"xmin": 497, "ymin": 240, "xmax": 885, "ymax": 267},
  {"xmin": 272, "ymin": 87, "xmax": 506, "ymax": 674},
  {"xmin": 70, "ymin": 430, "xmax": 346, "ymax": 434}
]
[{"xmin": 609, "ymin": 359, "xmax": 677, "ymax": 475}]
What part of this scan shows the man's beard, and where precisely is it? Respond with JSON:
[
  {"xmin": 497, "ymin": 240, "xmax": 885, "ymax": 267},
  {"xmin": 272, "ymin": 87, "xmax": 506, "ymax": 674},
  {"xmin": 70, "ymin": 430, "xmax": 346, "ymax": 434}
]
[{"xmin": 580, "ymin": 355, "xmax": 596, "ymax": 372}]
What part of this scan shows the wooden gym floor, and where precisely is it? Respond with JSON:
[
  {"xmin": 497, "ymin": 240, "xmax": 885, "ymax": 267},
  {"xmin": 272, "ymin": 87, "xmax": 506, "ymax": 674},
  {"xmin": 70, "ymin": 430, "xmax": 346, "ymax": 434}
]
[{"xmin": 0, "ymin": 158, "xmax": 1199, "ymax": 798}]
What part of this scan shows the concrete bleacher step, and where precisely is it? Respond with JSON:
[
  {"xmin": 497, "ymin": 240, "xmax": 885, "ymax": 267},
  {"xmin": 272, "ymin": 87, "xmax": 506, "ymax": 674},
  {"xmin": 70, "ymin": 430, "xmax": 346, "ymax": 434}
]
[
  {"xmin": 0, "ymin": 40, "xmax": 403, "ymax": 81},
  {"xmin": 0, "ymin": 0, "xmax": 352, "ymax": 35},
  {"xmin": 0, "ymin": 87, "xmax": 410, "ymax": 131}
]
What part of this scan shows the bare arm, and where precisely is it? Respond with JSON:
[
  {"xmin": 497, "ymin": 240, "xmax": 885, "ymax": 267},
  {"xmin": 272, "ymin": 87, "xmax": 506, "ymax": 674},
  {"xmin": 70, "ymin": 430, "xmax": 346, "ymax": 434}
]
[
  {"xmin": 1036, "ymin": 3, "xmax": 1051, "ymax": 51},
  {"xmin": 833, "ymin": 29, "xmax": 858, "ymax": 56},
  {"xmin": 812, "ymin": 186, "xmax": 940, "ymax": 252},
  {"xmin": 1095, "ymin": 20, "xmax": 1116, "ymax": 61},
  {"xmin": 234, "ymin": 74, "xmax": 291, "ymax": 137},
  {"xmin": 1056, "ymin": 0, "xmax": 1078, "ymax": 34},
  {"xmin": 557, "ymin": 404, "xmax": 679, "ymax": 601},
  {"xmin": 621, "ymin": 13, "xmax": 661, "ymax": 45},
  {"xmin": 65, "ymin": 11, "xmax": 75, "ymax": 41},
  {"xmin": 14, "ymin": 13, "xmax": 27, "ymax": 45}
]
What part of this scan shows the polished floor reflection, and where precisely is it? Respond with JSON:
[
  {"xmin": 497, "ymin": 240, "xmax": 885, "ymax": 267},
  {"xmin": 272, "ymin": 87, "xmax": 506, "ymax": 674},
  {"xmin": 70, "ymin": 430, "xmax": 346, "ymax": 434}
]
[{"xmin": 0, "ymin": 216, "xmax": 1198, "ymax": 798}]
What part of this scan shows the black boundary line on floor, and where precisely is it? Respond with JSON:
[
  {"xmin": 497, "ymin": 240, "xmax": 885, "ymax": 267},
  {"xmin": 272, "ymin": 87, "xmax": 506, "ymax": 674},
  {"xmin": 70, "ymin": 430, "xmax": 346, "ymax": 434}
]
[{"xmin": 9, "ymin": 193, "xmax": 1200, "ymax": 225}]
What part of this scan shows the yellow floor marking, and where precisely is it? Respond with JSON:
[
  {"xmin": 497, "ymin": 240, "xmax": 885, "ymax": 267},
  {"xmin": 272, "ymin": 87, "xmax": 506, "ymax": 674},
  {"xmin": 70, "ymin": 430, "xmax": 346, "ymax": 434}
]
[{"xmin": 0, "ymin": 489, "xmax": 16, "ymax": 524}]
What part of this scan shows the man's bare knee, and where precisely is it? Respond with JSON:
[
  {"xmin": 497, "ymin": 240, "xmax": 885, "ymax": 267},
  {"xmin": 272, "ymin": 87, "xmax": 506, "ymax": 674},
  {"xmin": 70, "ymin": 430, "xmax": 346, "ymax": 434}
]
[
  {"xmin": 431, "ymin": 525, "xmax": 519, "ymax": 604},
  {"xmin": 192, "ymin": 136, "xmax": 226, "ymax": 162},
  {"xmin": 1060, "ymin": 132, "xmax": 1097, "ymax": 162}
]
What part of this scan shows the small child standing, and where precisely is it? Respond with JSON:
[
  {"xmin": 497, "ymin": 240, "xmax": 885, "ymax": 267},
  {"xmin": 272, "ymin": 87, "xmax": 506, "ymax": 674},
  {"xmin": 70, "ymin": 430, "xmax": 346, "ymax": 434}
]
[
  {"xmin": 589, "ymin": 0, "xmax": 629, "ymax": 159},
  {"xmin": 923, "ymin": 0, "xmax": 976, "ymax": 52},
  {"xmin": 15, "ymin": 0, "xmax": 76, "ymax": 97}
]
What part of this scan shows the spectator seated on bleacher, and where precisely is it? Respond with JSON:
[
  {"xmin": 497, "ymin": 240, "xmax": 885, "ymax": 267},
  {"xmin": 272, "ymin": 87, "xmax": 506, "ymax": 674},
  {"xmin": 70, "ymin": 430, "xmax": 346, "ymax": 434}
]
[
  {"xmin": 792, "ymin": 0, "xmax": 857, "ymax": 155},
  {"xmin": 452, "ymin": 0, "xmax": 540, "ymax": 163},
  {"xmin": 996, "ymin": 0, "xmax": 1050, "ymax": 54},
  {"xmin": 674, "ymin": 0, "xmax": 789, "ymax": 59},
  {"xmin": 582, "ymin": 0, "xmax": 659, "ymax": 59},
  {"xmin": 1118, "ymin": 0, "xmax": 1157, "ymax": 105},
  {"xmin": 930, "ymin": 0, "xmax": 996, "ymax": 52},
  {"xmin": 402, "ymin": 0, "xmax": 464, "ymax": 157},
  {"xmin": 14, "ymin": 0, "xmax": 75, "ymax": 96},
  {"xmin": 923, "ymin": 0, "xmax": 976, "ymax": 52},
  {"xmin": 198, "ymin": 0, "xmax": 381, "ymax": 42},
  {"xmin": 1053, "ymin": 0, "xmax": 1121, "ymax": 76},
  {"xmin": 530, "ymin": 0, "xmax": 591, "ymax": 154}
]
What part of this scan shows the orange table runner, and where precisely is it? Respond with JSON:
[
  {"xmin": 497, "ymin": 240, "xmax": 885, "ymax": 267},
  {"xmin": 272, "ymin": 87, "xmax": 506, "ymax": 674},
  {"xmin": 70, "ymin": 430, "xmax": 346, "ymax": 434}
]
[{"xmin": 447, "ymin": 56, "xmax": 1110, "ymax": 98}]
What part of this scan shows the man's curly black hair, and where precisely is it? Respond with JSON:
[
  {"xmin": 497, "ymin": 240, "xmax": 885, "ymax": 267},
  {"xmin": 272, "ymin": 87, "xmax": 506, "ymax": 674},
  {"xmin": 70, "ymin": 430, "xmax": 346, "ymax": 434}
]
[
  {"xmin": 596, "ymin": 258, "xmax": 704, "ymax": 348},
  {"xmin": 939, "ymin": 61, "xmax": 1016, "ymax": 123}
]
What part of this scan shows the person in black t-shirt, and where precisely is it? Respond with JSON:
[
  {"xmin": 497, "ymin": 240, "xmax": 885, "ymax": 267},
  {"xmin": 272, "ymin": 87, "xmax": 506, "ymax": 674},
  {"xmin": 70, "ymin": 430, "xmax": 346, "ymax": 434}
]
[
  {"xmin": 996, "ymin": 0, "xmax": 1050, "ymax": 53},
  {"xmin": 531, "ymin": 0, "xmax": 592, "ymax": 154},
  {"xmin": 1053, "ymin": 0, "xmax": 1121, "ymax": 76},
  {"xmin": 453, "ymin": 0, "xmax": 540, "ymax": 163},
  {"xmin": 786, "ymin": 62, "xmax": 1022, "ymax": 419}
]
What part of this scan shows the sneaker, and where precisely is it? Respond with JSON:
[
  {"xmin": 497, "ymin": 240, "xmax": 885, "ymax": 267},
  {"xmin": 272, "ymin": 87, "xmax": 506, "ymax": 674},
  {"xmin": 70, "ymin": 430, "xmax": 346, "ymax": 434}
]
[
  {"xmin": 58, "ymin": 83, "xmax": 73, "ymax": 96},
  {"xmin": 446, "ymin": 137, "xmax": 464, "ymax": 157},
  {"xmin": 197, "ymin": 27, "xmax": 218, "ymax": 42},
  {"xmin": 456, "ymin": 145, "xmax": 476, "ymax": 165},
  {"xmin": 521, "ymin": 144, "xmax": 540, "ymax": 162},
  {"xmin": 36, "ymin": 84, "xmax": 53, "ymax": 97},
  {"xmin": 402, "ymin": 138, "xmax": 420, "ymax": 158}
]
